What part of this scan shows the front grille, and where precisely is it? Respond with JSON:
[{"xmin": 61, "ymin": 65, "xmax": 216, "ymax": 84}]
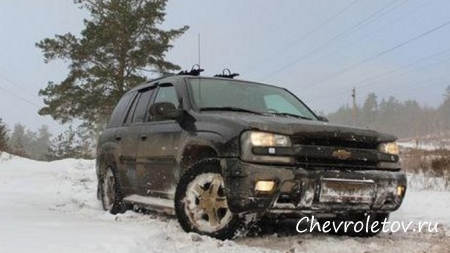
[
  {"xmin": 291, "ymin": 136, "xmax": 377, "ymax": 150},
  {"xmin": 296, "ymin": 156, "xmax": 377, "ymax": 169},
  {"xmin": 291, "ymin": 138, "xmax": 380, "ymax": 169}
]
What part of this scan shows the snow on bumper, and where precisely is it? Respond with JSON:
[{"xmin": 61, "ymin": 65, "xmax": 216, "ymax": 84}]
[{"xmin": 221, "ymin": 158, "xmax": 407, "ymax": 215}]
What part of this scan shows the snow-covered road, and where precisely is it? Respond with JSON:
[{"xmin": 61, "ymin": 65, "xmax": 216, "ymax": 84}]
[{"xmin": 0, "ymin": 155, "xmax": 449, "ymax": 253}]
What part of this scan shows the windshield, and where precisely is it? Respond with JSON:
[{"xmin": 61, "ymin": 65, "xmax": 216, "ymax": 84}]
[{"xmin": 187, "ymin": 78, "xmax": 317, "ymax": 120}]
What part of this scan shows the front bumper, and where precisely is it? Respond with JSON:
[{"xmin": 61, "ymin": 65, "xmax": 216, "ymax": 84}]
[{"xmin": 221, "ymin": 159, "xmax": 407, "ymax": 216}]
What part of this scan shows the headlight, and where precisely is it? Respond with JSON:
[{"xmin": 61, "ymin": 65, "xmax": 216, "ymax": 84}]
[
  {"xmin": 378, "ymin": 142, "xmax": 399, "ymax": 155},
  {"xmin": 240, "ymin": 131, "xmax": 294, "ymax": 164},
  {"xmin": 249, "ymin": 131, "xmax": 291, "ymax": 147}
]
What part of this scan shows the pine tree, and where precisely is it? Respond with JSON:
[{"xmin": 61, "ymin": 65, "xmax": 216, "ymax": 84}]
[
  {"xmin": 28, "ymin": 125, "xmax": 52, "ymax": 160},
  {"xmin": 47, "ymin": 126, "xmax": 89, "ymax": 160},
  {"xmin": 361, "ymin": 93, "xmax": 379, "ymax": 126},
  {"xmin": 9, "ymin": 123, "xmax": 28, "ymax": 157},
  {"xmin": 441, "ymin": 85, "xmax": 450, "ymax": 128},
  {"xmin": 36, "ymin": 0, "xmax": 188, "ymax": 128}
]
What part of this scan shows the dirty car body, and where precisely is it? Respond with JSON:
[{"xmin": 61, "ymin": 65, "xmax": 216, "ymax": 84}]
[{"xmin": 96, "ymin": 73, "xmax": 407, "ymax": 239}]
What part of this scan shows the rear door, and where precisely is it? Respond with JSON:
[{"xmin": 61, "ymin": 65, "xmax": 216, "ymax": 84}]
[
  {"xmin": 118, "ymin": 87, "xmax": 156, "ymax": 192},
  {"xmin": 136, "ymin": 83, "xmax": 183, "ymax": 199},
  {"xmin": 106, "ymin": 91, "xmax": 138, "ymax": 193}
]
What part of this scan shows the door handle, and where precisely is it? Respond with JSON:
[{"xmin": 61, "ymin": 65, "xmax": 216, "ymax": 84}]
[
  {"xmin": 140, "ymin": 134, "xmax": 148, "ymax": 141},
  {"xmin": 115, "ymin": 135, "xmax": 121, "ymax": 141}
]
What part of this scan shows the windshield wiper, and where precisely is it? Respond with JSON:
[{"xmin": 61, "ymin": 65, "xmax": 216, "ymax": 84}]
[
  {"xmin": 200, "ymin": 107, "xmax": 264, "ymax": 115},
  {"xmin": 266, "ymin": 112, "xmax": 312, "ymax": 120}
]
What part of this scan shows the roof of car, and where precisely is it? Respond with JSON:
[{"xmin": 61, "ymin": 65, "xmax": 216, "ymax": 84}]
[
  {"xmin": 127, "ymin": 74, "xmax": 248, "ymax": 93},
  {"xmin": 125, "ymin": 67, "xmax": 286, "ymax": 95}
]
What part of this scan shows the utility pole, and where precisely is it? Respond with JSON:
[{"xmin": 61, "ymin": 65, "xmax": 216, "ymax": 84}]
[{"xmin": 352, "ymin": 87, "xmax": 357, "ymax": 124}]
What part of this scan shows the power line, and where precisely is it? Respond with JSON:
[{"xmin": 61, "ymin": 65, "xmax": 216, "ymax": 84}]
[
  {"xmin": 245, "ymin": 0, "xmax": 359, "ymax": 74},
  {"xmin": 389, "ymin": 79, "xmax": 450, "ymax": 98},
  {"xmin": 286, "ymin": 0, "xmax": 424, "ymax": 78},
  {"xmin": 309, "ymin": 52, "xmax": 450, "ymax": 104},
  {"xmin": 384, "ymin": 70, "xmax": 450, "ymax": 96},
  {"xmin": 0, "ymin": 71, "xmax": 39, "ymax": 99},
  {"xmin": 0, "ymin": 84, "xmax": 41, "ymax": 108},
  {"xmin": 308, "ymin": 66, "xmax": 450, "ymax": 109},
  {"xmin": 0, "ymin": 71, "xmax": 41, "ymax": 108},
  {"xmin": 303, "ymin": 18, "xmax": 450, "ymax": 91},
  {"xmin": 363, "ymin": 74, "xmax": 450, "ymax": 105},
  {"xmin": 266, "ymin": 0, "xmax": 434, "ymax": 89},
  {"xmin": 261, "ymin": 0, "xmax": 409, "ymax": 80},
  {"xmin": 354, "ymin": 47, "xmax": 450, "ymax": 89},
  {"xmin": 313, "ymin": 46, "xmax": 450, "ymax": 100}
]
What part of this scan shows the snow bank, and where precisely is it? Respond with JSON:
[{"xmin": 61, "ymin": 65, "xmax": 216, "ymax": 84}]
[{"xmin": 0, "ymin": 154, "xmax": 449, "ymax": 253}]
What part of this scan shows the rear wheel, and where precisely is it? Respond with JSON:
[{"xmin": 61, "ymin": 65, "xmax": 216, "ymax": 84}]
[
  {"xmin": 100, "ymin": 165, "xmax": 126, "ymax": 214},
  {"xmin": 175, "ymin": 159, "xmax": 241, "ymax": 240}
]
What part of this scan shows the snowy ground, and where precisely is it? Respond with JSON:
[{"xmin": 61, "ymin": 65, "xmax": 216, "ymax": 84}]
[
  {"xmin": 1, "ymin": 154, "xmax": 449, "ymax": 253},
  {"xmin": 398, "ymin": 138, "xmax": 450, "ymax": 150}
]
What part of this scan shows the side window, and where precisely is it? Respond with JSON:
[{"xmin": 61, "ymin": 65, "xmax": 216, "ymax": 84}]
[
  {"xmin": 148, "ymin": 84, "xmax": 179, "ymax": 122},
  {"xmin": 123, "ymin": 93, "xmax": 140, "ymax": 125},
  {"xmin": 131, "ymin": 88, "xmax": 155, "ymax": 123},
  {"xmin": 107, "ymin": 92, "xmax": 134, "ymax": 128},
  {"xmin": 154, "ymin": 85, "xmax": 179, "ymax": 107}
]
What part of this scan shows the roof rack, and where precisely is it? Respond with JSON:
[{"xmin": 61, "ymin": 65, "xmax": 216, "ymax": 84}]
[
  {"xmin": 214, "ymin": 68, "xmax": 239, "ymax": 79},
  {"xmin": 160, "ymin": 72, "xmax": 176, "ymax": 78},
  {"xmin": 146, "ymin": 72, "xmax": 176, "ymax": 83},
  {"xmin": 178, "ymin": 64, "xmax": 204, "ymax": 76}
]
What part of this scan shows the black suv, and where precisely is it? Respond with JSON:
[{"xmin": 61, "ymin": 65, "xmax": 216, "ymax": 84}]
[{"xmin": 96, "ymin": 70, "xmax": 406, "ymax": 239}]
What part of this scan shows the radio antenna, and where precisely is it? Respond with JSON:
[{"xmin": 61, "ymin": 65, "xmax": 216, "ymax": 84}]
[
  {"xmin": 198, "ymin": 33, "xmax": 201, "ymax": 68},
  {"xmin": 197, "ymin": 33, "xmax": 202, "ymax": 106}
]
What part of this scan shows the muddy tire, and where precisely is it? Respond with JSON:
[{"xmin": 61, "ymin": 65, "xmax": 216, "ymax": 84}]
[
  {"xmin": 100, "ymin": 165, "xmax": 126, "ymax": 215},
  {"xmin": 174, "ymin": 159, "xmax": 241, "ymax": 240}
]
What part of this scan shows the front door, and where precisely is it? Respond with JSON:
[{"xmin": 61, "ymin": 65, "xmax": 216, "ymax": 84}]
[{"xmin": 136, "ymin": 83, "xmax": 182, "ymax": 199}]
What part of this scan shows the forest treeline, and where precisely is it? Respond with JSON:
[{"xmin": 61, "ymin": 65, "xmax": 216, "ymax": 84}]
[
  {"xmin": 327, "ymin": 86, "xmax": 450, "ymax": 139},
  {"xmin": 0, "ymin": 121, "xmax": 93, "ymax": 161}
]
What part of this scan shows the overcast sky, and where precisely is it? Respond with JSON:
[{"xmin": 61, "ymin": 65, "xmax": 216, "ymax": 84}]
[{"xmin": 1, "ymin": 0, "xmax": 450, "ymax": 134}]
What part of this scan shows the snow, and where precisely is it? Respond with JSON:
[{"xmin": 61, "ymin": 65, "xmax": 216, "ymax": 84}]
[
  {"xmin": 398, "ymin": 139, "xmax": 450, "ymax": 150},
  {"xmin": 1, "ymin": 154, "xmax": 449, "ymax": 253}
]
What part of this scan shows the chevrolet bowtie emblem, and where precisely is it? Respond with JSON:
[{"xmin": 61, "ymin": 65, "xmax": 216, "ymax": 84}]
[{"xmin": 332, "ymin": 149, "xmax": 352, "ymax": 160}]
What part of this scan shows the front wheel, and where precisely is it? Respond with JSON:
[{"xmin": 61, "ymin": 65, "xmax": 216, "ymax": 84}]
[{"xmin": 174, "ymin": 159, "xmax": 241, "ymax": 240}]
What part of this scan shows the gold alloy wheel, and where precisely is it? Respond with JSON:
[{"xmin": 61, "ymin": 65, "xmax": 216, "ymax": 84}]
[{"xmin": 184, "ymin": 173, "xmax": 233, "ymax": 233}]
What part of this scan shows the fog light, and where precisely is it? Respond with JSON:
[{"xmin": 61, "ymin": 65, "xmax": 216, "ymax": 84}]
[
  {"xmin": 397, "ymin": 185, "xmax": 405, "ymax": 197},
  {"xmin": 255, "ymin": 180, "xmax": 275, "ymax": 192}
]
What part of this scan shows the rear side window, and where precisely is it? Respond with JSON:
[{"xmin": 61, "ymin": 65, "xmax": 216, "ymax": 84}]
[{"xmin": 107, "ymin": 92, "xmax": 134, "ymax": 128}]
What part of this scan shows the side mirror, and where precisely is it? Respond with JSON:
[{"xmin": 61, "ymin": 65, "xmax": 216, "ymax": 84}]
[
  {"xmin": 149, "ymin": 102, "xmax": 182, "ymax": 120},
  {"xmin": 317, "ymin": 116, "xmax": 329, "ymax": 122}
]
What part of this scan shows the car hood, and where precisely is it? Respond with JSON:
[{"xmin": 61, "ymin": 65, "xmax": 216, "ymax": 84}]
[{"xmin": 196, "ymin": 111, "xmax": 396, "ymax": 143}]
